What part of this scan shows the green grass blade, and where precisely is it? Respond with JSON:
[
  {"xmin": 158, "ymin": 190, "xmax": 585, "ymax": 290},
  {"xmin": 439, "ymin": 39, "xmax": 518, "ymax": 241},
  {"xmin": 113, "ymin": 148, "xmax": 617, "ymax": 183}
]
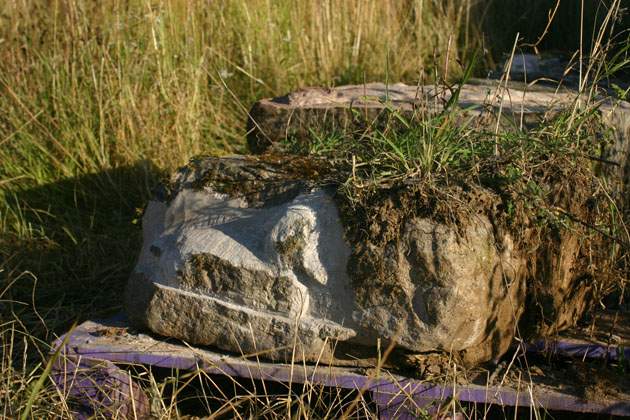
[{"xmin": 20, "ymin": 321, "xmax": 77, "ymax": 420}]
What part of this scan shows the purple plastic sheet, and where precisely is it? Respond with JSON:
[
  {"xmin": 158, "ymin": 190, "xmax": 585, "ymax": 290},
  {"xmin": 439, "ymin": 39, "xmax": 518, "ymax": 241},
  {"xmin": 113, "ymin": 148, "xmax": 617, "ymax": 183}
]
[
  {"xmin": 51, "ymin": 350, "xmax": 150, "ymax": 419},
  {"xmin": 49, "ymin": 314, "xmax": 630, "ymax": 419}
]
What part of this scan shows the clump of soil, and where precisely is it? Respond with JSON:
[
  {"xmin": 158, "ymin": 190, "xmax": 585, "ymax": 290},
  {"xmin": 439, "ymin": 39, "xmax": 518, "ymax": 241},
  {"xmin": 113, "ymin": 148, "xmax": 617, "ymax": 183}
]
[{"xmin": 335, "ymin": 153, "xmax": 619, "ymax": 343}]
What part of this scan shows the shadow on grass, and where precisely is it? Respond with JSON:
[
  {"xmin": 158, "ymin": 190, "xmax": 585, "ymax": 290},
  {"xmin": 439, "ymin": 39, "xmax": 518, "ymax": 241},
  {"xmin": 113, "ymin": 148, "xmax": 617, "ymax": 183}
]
[
  {"xmin": 0, "ymin": 160, "xmax": 160, "ymax": 341},
  {"xmin": 478, "ymin": 0, "xmax": 630, "ymax": 61}
]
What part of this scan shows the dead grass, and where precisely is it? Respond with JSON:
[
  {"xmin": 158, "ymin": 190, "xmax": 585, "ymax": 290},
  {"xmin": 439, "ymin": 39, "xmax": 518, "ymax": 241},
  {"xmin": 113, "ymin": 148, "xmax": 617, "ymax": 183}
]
[
  {"xmin": 0, "ymin": 1, "xmax": 482, "ymax": 417},
  {"xmin": 0, "ymin": 0, "xmax": 628, "ymax": 418}
]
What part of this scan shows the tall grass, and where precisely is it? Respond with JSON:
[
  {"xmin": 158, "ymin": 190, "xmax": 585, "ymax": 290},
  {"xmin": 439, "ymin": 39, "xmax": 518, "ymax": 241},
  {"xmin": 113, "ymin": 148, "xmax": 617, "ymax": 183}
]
[
  {"xmin": 1, "ymin": 0, "xmax": 628, "ymax": 417},
  {"xmin": 0, "ymin": 0, "xmax": 479, "ymax": 416},
  {"xmin": 0, "ymin": 1, "xmax": 477, "ymax": 316}
]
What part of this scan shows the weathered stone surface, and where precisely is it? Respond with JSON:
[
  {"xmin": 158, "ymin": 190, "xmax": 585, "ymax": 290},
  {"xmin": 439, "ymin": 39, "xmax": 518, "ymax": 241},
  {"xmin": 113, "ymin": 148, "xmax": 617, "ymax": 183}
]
[
  {"xmin": 247, "ymin": 81, "xmax": 569, "ymax": 154},
  {"xmin": 127, "ymin": 156, "xmax": 358, "ymax": 363},
  {"xmin": 350, "ymin": 210, "xmax": 526, "ymax": 364},
  {"xmin": 126, "ymin": 155, "xmax": 526, "ymax": 364},
  {"xmin": 491, "ymin": 54, "xmax": 630, "ymax": 98},
  {"xmin": 600, "ymin": 100, "xmax": 630, "ymax": 207},
  {"xmin": 247, "ymin": 84, "xmax": 630, "ymax": 336}
]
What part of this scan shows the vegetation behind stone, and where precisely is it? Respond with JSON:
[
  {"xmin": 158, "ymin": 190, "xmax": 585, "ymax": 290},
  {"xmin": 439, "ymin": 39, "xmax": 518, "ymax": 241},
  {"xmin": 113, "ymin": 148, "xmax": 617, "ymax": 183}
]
[{"xmin": 0, "ymin": 0, "xmax": 628, "ymax": 418}]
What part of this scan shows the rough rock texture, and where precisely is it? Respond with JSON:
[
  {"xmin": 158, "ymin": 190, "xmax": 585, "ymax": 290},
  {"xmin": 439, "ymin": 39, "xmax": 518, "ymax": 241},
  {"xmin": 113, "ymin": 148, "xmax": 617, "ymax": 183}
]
[
  {"xmin": 248, "ymin": 83, "xmax": 630, "ymax": 335},
  {"xmin": 247, "ymin": 81, "xmax": 570, "ymax": 154},
  {"xmin": 600, "ymin": 100, "xmax": 630, "ymax": 207},
  {"xmin": 490, "ymin": 54, "xmax": 630, "ymax": 98},
  {"xmin": 127, "ymin": 156, "xmax": 357, "ymax": 363},
  {"xmin": 351, "ymin": 209, "xmax": 526, "ymax": 364},
  {"xmin": 126, "ymin": 156, "xmax": 526, "ymax": 364}
]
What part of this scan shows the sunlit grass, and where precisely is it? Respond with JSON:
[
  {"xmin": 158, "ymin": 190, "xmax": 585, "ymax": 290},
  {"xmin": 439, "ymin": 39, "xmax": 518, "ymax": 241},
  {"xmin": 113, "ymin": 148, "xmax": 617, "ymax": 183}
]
[
  {"xmin": 0, "ymin": 1, "xmax": 480, "ymax": 416},
  {"xmin": 0, "ymin": 0, "xmax": 628, "ymax": 417},
  {"xmin": 0, "ymin": 0, "xmax": 479, "ymax": 334}
]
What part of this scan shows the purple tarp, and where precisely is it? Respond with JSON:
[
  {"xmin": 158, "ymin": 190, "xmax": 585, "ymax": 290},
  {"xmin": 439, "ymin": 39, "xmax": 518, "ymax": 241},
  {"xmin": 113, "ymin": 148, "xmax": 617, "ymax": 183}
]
[{"xmin": 50, "ymin": 314, "xmax": 630, "ymax": 419}]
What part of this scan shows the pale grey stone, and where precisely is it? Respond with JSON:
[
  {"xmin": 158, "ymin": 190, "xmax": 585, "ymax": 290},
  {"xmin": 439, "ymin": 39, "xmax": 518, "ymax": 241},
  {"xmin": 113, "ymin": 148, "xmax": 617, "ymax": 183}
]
[
  {"xmin": 127, "ymin": 157, "xmax": 362, "ymax": 362},
  {"xmin": 126, "ymin": 156, "xmax": 526, "ymax": 364}
]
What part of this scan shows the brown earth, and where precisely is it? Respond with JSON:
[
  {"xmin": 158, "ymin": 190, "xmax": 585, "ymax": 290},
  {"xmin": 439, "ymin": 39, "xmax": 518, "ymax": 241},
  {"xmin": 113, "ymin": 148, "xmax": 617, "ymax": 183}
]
[
  {"xmin": 336, "ymin": 158, "xmax": 617, "ymax": 360},
  {"xmin": 174, "ymin": 152, "xmax": 619, "ymax": 365}
]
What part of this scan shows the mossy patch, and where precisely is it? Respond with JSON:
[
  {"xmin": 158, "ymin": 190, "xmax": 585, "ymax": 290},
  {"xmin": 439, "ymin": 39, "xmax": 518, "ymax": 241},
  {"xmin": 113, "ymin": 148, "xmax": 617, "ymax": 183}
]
[
  {"xmin": 171, "ymin": 154, "xmax": 338, "ymax": 208},
  {"xmin": 275, "ymin": 233, "xmax": 305, "ymax": 255},
  {"xmin": 274, "ymin": 221, "xmax": 308, "ymax": 269}
]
